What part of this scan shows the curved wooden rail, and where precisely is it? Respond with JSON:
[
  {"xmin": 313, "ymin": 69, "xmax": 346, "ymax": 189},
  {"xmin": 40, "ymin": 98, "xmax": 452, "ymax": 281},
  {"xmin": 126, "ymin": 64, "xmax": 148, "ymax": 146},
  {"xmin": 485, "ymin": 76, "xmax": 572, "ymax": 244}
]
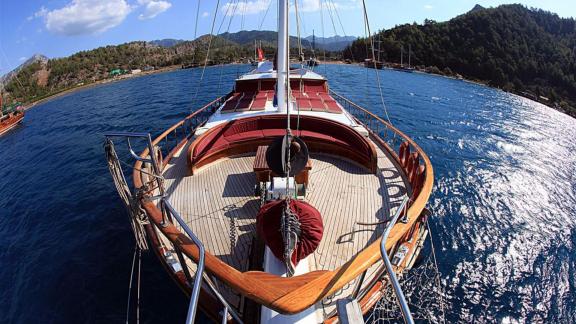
[{"xmin": 132, "ymin": 93, "xmax": 434, "ymax": 315}]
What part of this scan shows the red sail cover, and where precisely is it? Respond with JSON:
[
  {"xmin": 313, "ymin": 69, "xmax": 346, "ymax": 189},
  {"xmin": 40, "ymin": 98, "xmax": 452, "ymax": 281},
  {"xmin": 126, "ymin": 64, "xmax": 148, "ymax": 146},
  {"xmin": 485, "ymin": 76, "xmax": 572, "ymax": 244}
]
[
  {"xmin": 258, "ymin": 48, "xmax": 264, "ymax": 61},
  {"xmin": 257, "ymin": 199, "xmax": 323, "ymax": 265}
]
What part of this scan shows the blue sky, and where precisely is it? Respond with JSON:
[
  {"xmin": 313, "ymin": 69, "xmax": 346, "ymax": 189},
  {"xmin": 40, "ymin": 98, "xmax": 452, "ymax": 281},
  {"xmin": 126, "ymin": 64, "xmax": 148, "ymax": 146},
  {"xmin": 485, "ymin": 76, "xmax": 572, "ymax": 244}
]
[{"xmin": 1, "ymin": 0, "xmax": 575, "ymax": 73}]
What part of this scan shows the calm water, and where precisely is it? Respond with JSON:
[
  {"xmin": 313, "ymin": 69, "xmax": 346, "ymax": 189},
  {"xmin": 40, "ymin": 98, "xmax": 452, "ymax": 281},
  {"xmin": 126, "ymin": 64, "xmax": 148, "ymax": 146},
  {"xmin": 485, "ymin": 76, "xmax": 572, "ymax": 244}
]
[{"xmin": 1, "ymin": 64, "xmax": 575, "ymax": 323}]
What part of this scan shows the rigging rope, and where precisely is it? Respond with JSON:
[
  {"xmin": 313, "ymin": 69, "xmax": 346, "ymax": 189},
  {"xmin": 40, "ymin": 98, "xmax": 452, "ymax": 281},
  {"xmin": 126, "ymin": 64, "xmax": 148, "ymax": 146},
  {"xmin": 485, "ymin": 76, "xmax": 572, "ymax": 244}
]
[
  {"xmin": 104, "ymin": 139, "xmax": 149, "ymax": 250},
  {"xmin": 361, "ymin": 0, "xmax": 394, "ymax": 126},
  {"xmin": 191, "ymin": 0, "xmax": 222, "ymax": 112},
  {"xmin": 125, "ymin": 245, "xmax": 143, "ymax": 324}
]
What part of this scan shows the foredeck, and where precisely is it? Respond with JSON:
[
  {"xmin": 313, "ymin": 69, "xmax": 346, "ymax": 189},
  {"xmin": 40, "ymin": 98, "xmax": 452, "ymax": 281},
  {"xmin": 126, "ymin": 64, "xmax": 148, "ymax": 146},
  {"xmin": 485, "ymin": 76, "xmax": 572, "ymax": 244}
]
[{"xmin": 159, "ymin": 136, "xmax": 408, "ymax": 315}]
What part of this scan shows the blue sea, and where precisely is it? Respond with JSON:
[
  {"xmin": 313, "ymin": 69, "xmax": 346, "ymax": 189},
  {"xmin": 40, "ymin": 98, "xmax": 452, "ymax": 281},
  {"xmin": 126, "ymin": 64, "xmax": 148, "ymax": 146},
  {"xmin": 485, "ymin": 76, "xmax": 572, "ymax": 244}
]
[{"xmin": 1, "ymin": 64, "xmax": 574, "ymax": 323}]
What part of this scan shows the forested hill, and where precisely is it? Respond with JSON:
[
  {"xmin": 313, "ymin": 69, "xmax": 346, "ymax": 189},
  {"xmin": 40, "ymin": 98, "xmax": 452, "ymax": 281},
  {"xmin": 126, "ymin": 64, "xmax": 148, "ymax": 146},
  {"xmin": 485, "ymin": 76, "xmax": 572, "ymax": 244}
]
[
  {"xmin": 344, "ymin": 4, "xmax": 576, "ymax": 117},
  {"xmin": 2, "ymin": 30, "xmax": 334, "ymax": 105}
]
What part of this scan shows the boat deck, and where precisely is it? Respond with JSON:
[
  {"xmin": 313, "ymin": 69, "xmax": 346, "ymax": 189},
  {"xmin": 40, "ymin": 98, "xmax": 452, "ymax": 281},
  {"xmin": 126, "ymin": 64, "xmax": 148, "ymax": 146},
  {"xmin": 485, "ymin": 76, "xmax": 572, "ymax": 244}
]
[{"xmin": 160, "ymin": 137, "xmax": 408, "ymax": 316}]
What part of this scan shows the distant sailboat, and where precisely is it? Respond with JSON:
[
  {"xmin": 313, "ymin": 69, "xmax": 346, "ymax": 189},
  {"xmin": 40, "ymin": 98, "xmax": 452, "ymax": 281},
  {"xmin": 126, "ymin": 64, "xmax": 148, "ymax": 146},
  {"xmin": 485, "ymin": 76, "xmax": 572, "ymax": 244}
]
[
  {"xmin": 364, "ymin": 35, "xmax": 384, "ymax": 69},
  {"xmin": 398, "ymin": 44, "xmax": 415, "ymax": 73},
  {"xmin": 306, "ymin": 30, "xmax": 320, "ymax": 67}
]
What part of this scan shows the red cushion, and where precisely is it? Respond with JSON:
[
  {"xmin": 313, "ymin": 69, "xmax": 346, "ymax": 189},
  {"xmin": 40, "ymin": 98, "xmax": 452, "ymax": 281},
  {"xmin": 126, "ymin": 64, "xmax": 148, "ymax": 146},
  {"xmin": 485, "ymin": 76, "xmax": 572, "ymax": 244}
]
[
  {"xmin": 193, "ymin": 135, "xmax": 229, "ymax": 160},
  {"xmin": 299, "ymin": 130, "xmax": 334, "ymax": 142},
  {"xmin": 324, "ymin": 100, "xmax": 342, "ymax": 113},
  {"xmin": 251, "ymin": 98, "xmax": 267, "ymax": 110},
  {"xmin": 222, "ymin": 100, "xmax": 238, "ymax": 112},
  {"xmin": 297, "ymin": 98, "xmax": 312, "ymax": 110},
  {"xmin": 309, "ymin": 98, "xmax": 325, "ymax": 111},
  {"xmin": 236, "ymin": 98, "xmax": 253, "ymax": 111},
  {"xmin": 225, "ymin": 130, "xmax": 264, "ymax": 143},
  {"xmin": 257, "ymin": 199, "xmax": 323, "ymax": 266},
  {"xmin": 262, "ymin": 129, "xmax": 287, "ymax": 138},
  {"xmin": 304, "ymin": 80, "xmax": 326, "ymax": 93}
]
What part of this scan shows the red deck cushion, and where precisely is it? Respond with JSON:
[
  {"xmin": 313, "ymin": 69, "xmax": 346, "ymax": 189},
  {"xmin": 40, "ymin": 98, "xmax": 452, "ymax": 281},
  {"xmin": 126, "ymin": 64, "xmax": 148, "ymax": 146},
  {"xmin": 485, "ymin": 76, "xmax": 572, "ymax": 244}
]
[
  {"xmin": 257, "ymin": 199, "xmax": 323, "ymax": 266},
  {"xmin": 304, "ymin": 80, "xmax": 327, "ymax": 93},
  {"xmin": 309, "ymin": 98, "xmax": 324, "ymax": 110},
  {"xmin": 297, "ymin": 98, "xmax": 312, "ymax": 110},
  {"xmin": 189, "ymin": 114, "xmax": 377, "ymax": 173},
  {"xmin": 251, "ymin": 98, "xmax": 267, "ymax": 110}
]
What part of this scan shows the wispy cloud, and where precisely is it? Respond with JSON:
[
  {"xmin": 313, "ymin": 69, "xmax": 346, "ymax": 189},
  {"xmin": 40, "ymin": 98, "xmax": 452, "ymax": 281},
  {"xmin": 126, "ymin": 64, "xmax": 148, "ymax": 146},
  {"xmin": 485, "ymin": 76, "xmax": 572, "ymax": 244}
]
[
  {"xmin": 296, "ymin": 0, "xmax": 360, "ymax": 13},
  {"xmin": 33, "ymin": 0, "xmax": 132, "ymax": 36},
  {"xmin": 221, "ymin": 0, "xmax": 270, "ymax": 16},
  {"xmin": 138, "ymin": 0, "xmax": 172, "ymax": 20},
  {"xmin": 19, "ymin": 57, "xmax": 27, "ymax": 61},
  {"xmin": 202, "ymin": 11, "xmax": 210, "ymax": 18},
  {"xmin": 424, "ymin": 4, "xmax": 433, "ymax": 10}
]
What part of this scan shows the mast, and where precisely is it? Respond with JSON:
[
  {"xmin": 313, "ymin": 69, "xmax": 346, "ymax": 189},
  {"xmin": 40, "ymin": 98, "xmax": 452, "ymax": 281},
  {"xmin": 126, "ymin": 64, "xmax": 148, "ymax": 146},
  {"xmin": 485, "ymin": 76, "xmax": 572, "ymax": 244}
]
[
  {"xmin": 312, "ymin": 29, "xmax": 315, "ymax": 52},
  {"xmin": 408, "ymin": 44, "xmax": 412, "ymax": 68},
  {"xmin": 277, "ymin": 0, "xmax": 289, "ymax": 113}
]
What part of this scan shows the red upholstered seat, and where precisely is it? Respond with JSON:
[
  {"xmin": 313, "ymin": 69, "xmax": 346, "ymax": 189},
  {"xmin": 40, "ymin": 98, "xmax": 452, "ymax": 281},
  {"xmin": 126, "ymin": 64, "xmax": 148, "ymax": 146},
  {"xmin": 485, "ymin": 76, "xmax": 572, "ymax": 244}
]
[
  {"xmin": 257, "ymin": 199, "xmax": 323, "ymax": 266},
  {"xmin": 299, "ymin": 130, "xmax": 333, "ymax": 142},
  {"xmin": 256, "ymin": 91, "xmax": 268, "ymax": 99},
  {"xmin": 324, "ymin": 100, "xmax": 342, "ymax": 113},
  {"xmin": 296, "ymin": 98, "xmax": 312, "ymax": 110},
  {"xmin": 188, "ymin": 114, "xmax": 378, "ymax": 173},
  {"xmin": 292, "ymin": 90, "xmax": 306, "ymax": 99},
  {"xmin": 304, "ymin": 80, "xmax": 327, "ymax": 93},
  {"xmin": 236, "ymin": 95, "xmax": 254, "ymax": 111},
  {"xmin": 225, "ymin": 130, "xmax": 264, "ymax": 143},
  {"xmin": 290, "ymin": 80, "xmax": 302, "ymax": 92},
  {"xmin": 251, "ymin": 98, "xmax": 267, "ymax": 111},
  {"xmin": 222, "ymin": 100, "xmax": 238, "ymax": 112},
  {"xmin": 261, "ymin": 129, "xmax": 286, "ymax": 137},
  {"xmin": 309, "ymin": 98, "xmax": 325, "ymax": 111}
]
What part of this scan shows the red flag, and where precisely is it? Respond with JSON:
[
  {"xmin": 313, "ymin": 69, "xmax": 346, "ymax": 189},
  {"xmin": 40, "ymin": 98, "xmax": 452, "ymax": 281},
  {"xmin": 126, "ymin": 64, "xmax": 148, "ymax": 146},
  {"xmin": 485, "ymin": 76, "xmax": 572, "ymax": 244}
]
[{"xmin": 258, "ymin": 48, "xmax": 264, "ymax": 61}]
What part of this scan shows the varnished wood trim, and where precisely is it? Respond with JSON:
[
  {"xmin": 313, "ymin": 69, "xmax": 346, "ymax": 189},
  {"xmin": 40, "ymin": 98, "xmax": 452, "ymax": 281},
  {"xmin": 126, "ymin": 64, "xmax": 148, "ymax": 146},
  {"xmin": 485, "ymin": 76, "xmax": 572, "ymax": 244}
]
[{"xmin": 133, "ymin": 92, "xmax": 434, "ymax": 315}]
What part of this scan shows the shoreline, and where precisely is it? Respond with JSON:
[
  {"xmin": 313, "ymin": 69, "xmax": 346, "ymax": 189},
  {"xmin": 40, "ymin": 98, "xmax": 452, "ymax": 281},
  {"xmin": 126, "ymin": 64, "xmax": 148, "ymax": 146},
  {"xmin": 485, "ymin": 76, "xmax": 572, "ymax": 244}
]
[
  {"xmin": 20, "ymin": 61, "xmax": 571, "ymax": 119},
  {"xmin": 21, "ymin": 65, "xmax": 182, "ymax": 111}
]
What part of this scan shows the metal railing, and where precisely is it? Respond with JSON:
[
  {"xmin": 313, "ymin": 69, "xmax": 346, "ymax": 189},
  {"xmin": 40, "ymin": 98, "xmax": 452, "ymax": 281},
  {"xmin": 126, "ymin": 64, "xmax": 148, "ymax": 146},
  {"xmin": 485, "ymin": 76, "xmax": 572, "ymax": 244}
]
[
  {"xmin": 380, "ymin": 196, "xmax": 414, "ymax": 324},
  {"xmin": 138, "ymin": 96, "xmax": 227, "ymax": 172},
  {"xmin": 162, "ymin": 198, "xmax": 243, "ymax": 324},
  {"xmin": 105, "ymin": 132, "xmax": 165, "ymax": 199},
  {"xmin": 331, "ymin": 90, "xmax": 414, "ymax": 162},
  {"xmin": 106, "ymin": 95, "xmax": 243, "ymax": 323}
]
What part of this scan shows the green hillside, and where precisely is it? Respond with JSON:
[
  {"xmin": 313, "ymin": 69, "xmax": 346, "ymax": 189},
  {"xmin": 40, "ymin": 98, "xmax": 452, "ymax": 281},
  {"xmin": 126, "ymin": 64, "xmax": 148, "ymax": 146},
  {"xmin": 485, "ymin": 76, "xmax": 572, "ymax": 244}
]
[{"xmin": 344, "ymin": 4, "xmax": 576, "ymax": 117}]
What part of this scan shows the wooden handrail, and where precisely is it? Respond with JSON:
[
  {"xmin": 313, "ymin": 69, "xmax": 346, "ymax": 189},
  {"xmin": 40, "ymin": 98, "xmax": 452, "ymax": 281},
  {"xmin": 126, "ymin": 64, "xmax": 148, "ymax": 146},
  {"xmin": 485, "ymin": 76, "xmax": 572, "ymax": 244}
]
[
  {"xmin": 133, "ymin": 95, "xmax": 226, "ymax": 187},
  {"xmin": 132, "ymin": 92, "xmax": 434, "ymax": 315}
]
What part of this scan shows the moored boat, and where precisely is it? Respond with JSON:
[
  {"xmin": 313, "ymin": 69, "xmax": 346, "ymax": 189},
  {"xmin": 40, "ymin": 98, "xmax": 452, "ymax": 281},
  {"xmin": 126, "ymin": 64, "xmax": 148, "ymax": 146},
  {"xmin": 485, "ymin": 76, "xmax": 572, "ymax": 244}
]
[
  {"xmin": 0, "ymin": 96, "xmax": 24, "ymax": 136},
  {"xmin": 105, "ymin": 1, "xmax": 436, "ymax": 323}
]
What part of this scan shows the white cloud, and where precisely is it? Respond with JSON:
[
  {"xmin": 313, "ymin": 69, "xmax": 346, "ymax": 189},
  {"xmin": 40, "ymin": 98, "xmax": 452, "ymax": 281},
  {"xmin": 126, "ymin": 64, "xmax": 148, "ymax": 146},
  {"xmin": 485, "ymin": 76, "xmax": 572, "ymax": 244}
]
[
  {"xmin": 40, "ymin": 0, "xmax": 132, "ymax": 36},
  {"xmin": 221, "ymin": 0, "xmax": 270, "ymax": 16},
  {"xmin": 295, "ymin": 0, "xmax": 360, "ymax": 13},
  {"xmin": 202, "ymin": 11, "xmax": 210, "ymax": 18},
  {"xmin": 19, "ymin": 57, "xmax": 27, "ymax": 61},
  {"xmin": 424, "ymin": 4, "xmax": 433, "ymax": 10},
  {"xmin": 27, "ymin": 6, "xmax": 48, "ymax": 21},
  {"xmin": 138, "ymin": 0, "xmax": 172, "ymax": 20}
]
